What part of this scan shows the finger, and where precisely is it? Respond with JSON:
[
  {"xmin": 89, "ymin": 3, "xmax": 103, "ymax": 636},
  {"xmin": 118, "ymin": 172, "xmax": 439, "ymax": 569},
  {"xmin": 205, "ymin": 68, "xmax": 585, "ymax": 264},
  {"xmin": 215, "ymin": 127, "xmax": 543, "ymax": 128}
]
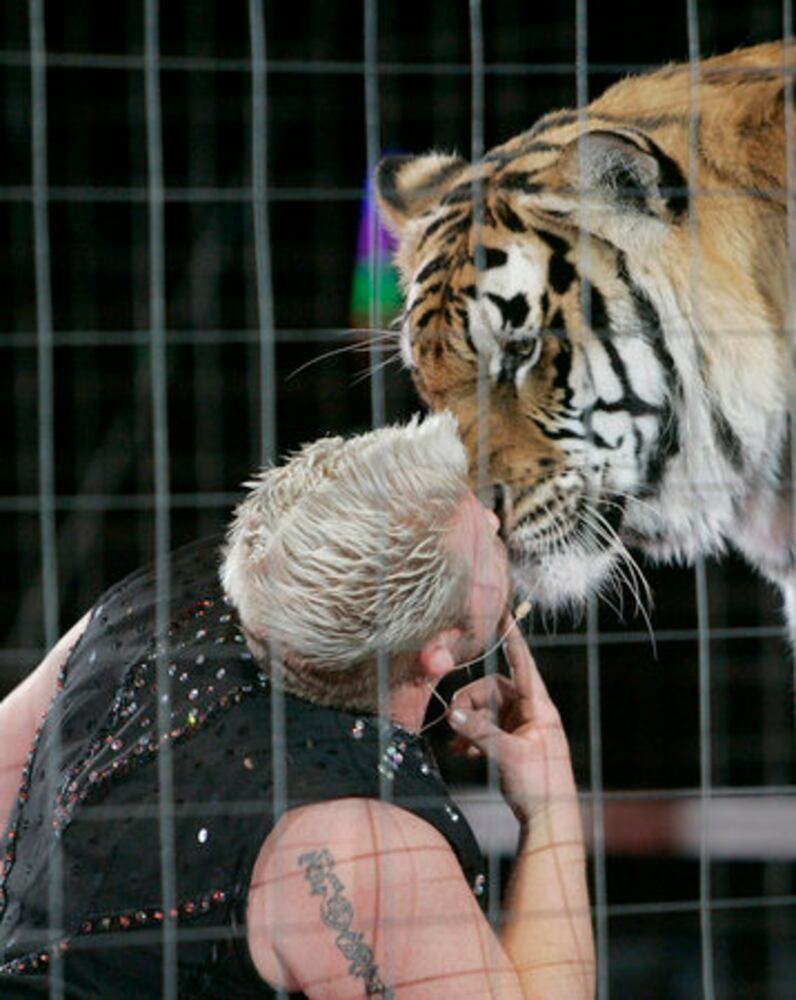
[
  {"xmin": 451, "ymin": 674, "xmax": 517, "ymax": 714},
  {"xmin": 499, "ymin": 614, "xmax": 548, "ymax": 703},
  {"xmin": 448, "ymin": 705, "xmax": 511, "ymax": 759},
  {"xmin": 449, "ymin": 735, "xmax": 483, "ymax": 759}
]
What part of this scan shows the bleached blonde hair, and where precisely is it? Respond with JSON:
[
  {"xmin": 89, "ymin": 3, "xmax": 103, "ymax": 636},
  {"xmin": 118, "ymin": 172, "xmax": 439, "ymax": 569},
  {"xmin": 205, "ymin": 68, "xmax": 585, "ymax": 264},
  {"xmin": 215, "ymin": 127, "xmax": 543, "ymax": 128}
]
[{"xmin": 220, "ymin": 412, "xmax": 471, "ymax": 710}]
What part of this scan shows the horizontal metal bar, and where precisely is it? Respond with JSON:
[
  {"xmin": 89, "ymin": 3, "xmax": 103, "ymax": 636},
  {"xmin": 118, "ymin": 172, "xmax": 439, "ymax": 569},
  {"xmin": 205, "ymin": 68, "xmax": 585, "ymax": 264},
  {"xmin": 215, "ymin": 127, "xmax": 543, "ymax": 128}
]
[
  {"xmin": 0, "ymin": 491, "xmax": 240, "ymax": 512},
  {"xmin": 0, "ymin": 327, "xmax": 380, "ymax": 348},
  {"xmin": 9, "ymin": 887, "xmax": 795, "ymax": 955},
  {"xmin": 0, "ymin": 50, "xmax": 662, "ymax": 74},
  {"xmin": 0, "ymin": 618, "xmax": 786, "ymax": 650},
  {"xmin": 0, "ymin": 185, "xmax": 360, "ymax": 203},
  {"xmin": 1, "ymin": 184, "xmax": 788, "ymax": 206}
]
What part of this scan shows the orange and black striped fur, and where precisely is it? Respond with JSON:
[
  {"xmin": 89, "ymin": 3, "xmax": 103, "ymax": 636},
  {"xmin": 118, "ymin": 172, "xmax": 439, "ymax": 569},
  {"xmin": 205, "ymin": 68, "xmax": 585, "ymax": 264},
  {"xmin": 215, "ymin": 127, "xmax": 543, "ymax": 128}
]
[{"xmin": 376, "ymin": 42, "xmax": 796, "ymax": 638}]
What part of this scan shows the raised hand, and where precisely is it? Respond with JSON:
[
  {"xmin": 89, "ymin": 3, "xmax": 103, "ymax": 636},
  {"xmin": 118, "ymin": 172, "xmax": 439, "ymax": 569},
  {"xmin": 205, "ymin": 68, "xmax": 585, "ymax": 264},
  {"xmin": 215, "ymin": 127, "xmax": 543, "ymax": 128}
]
[{"xmin": 448, "ymin": 613, "xmax": 578, "ymax": 827}]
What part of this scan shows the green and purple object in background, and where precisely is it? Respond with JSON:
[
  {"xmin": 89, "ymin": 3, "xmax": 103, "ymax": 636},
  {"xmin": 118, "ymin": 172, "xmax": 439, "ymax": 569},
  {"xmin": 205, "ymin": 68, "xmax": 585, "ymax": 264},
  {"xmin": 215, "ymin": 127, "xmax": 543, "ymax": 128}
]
[{"xmin": 349, "ymin": 180, "xmax": 403, "ymax": 330}]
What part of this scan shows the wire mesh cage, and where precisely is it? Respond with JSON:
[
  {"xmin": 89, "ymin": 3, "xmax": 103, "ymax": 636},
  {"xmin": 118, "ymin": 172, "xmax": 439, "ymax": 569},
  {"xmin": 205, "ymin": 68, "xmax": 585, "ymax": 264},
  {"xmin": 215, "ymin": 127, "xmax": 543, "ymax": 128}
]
[{"xmin": 2, "ymin": 2, "xmax": 795, "ymax": 997}]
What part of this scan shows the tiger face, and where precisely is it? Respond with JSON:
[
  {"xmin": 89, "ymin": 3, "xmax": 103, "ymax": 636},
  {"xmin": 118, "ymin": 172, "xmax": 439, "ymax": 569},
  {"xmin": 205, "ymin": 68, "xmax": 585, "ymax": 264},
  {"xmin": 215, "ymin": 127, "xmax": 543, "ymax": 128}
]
[{"xmin": 376, "ymin": 45, "xmax": 792, "ymax": 617}]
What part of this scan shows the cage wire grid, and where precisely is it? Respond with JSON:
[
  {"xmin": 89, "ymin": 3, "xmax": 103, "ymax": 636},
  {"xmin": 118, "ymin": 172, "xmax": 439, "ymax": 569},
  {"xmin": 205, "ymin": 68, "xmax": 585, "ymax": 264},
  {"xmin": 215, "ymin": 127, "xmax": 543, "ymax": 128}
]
[{"xmin": 2, "ymin": 1, "xmax": 796, "ymax": 997}]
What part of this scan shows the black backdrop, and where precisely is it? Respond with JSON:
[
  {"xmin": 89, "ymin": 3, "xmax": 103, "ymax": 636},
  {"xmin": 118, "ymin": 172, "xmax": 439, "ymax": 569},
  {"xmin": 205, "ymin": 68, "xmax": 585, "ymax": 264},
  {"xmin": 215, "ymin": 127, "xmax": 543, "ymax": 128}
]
[{"xmin": 2, "ymin": 3, "xmax": 795, "ymax": 996}]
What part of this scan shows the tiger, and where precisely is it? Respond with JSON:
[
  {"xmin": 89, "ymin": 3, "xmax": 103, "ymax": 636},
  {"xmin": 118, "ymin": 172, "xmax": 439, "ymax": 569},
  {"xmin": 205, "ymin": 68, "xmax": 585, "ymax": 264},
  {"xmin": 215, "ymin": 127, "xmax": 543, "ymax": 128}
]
[{"xmin": 375, "ymin": 41, "xmax": 796, "ymax": 643}]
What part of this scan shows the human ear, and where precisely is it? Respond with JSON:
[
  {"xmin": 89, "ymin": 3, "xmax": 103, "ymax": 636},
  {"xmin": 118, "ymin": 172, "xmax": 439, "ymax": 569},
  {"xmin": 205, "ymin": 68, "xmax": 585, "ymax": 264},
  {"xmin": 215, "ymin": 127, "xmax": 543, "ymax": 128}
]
[{"xmin": 417, "ymin": 630, "xmax": 460, "ymax": 680}]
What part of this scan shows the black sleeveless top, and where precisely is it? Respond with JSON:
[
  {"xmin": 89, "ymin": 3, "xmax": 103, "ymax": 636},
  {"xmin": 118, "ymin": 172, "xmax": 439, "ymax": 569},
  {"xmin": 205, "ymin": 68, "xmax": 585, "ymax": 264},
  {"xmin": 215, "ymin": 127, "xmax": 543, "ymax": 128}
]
[{"xmin": 0, "ymin": 538, "xmax": 487, "ymax": 998}]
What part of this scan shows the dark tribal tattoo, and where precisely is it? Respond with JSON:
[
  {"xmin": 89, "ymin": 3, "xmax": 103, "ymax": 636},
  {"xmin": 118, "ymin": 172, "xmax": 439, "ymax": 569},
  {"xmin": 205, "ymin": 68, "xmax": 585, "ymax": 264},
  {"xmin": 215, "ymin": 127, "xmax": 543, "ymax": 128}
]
[{"xmin": 298, "ymin": 848, "xmax": 394, "ymax": 998}]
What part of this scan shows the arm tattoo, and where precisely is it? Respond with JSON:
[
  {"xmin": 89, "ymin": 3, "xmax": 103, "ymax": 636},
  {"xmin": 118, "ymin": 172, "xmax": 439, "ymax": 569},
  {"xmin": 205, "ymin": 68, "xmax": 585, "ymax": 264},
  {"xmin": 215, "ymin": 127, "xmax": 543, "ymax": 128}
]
[{"xmin": 299, "ymin": 848, "xmax": 394, "ymax": 998}]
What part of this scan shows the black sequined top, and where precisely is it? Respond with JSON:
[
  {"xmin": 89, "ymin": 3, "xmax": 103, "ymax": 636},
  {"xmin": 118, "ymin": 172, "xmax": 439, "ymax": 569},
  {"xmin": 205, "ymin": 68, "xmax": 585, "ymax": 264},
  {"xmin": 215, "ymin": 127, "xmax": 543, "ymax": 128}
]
[{"xmin": 0, "ymin": 538, "xmax": 487, "ymax": 998}]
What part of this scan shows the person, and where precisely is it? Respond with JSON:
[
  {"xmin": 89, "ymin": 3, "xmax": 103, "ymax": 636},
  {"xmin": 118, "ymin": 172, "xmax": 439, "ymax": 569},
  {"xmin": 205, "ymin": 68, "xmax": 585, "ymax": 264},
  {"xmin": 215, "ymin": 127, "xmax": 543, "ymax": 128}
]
[{"xmin": 0, "ymin": 413, "xmax": 595, "ymax": 998}]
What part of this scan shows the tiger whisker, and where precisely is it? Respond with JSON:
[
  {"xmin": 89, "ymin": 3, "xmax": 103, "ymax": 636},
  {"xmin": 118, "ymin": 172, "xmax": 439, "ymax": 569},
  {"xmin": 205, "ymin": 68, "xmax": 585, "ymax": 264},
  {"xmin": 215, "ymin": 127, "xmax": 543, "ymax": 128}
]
[
  {"xmin": 285, "ymin": 330, "xmax": 399, "ymax": 382},
  {"xmin": 579, "ymin": 505, "xmax": 656, "ymax": 652},
  {"xmin": 350, "ymin": 351, "xmax": 405, "ymax": 387}
]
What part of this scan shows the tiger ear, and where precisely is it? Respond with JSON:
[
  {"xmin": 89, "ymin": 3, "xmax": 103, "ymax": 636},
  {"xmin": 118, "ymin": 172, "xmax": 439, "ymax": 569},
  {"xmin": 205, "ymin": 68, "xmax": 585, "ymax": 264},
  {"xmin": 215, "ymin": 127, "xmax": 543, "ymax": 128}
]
[
  {"xmin": 553, "ymin": 129, "xmax": 687, "ymax": 226},
  {"xmin": 375, "ymin": 153, "xmax": 468, "ymax": 235}
]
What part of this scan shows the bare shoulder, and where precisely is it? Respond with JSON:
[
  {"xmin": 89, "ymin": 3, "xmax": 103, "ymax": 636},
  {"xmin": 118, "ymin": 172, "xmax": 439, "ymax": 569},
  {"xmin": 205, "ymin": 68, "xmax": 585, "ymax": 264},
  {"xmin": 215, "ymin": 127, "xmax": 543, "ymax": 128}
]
[
  {"xmin": 0, "ymin": 612, "xmax": 92, "ymax": 833},
  {"xmin": 247, "ymin": 798, "xmax": 522, "ymax": 999}
]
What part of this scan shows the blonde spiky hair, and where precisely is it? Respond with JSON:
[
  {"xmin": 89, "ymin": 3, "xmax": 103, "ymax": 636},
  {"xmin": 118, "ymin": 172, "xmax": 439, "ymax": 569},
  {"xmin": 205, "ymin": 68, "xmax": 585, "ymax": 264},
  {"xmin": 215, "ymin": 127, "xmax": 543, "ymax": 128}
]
[{"xmin": 220, "ymin": 412, "xmax": 470, "ymax": 710}]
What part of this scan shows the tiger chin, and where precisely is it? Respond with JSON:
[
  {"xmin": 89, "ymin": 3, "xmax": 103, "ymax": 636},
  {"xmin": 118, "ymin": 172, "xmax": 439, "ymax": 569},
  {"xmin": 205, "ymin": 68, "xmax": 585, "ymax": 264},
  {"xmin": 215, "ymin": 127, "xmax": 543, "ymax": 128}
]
[{"xmin": 375, "ymin": 41, "xmax": 796, "ymax": 647}]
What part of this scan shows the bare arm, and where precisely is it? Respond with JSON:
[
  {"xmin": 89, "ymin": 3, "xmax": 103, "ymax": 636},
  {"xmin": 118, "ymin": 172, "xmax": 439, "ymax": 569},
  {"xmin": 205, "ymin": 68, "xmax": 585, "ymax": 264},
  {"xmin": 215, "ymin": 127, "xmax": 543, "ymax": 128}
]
[
  {"xmin": 0, "ymin": 613, "xmax": 90, "ymax": 834},
  {"xmin": 247, "ymin": 797, "xmax": 527, "ymax": 999},
  {"xmin": 449, "ymin": 617, "xmax": 595, "ymax": 999},
  {"xmin": 245, "ymin": 622, "xmax": 594, "ymax": 999}
]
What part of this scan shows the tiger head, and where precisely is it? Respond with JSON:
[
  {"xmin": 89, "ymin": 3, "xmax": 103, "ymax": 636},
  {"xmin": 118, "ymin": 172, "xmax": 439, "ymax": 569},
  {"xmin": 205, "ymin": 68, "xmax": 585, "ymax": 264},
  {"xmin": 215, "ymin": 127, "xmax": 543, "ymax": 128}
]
[{"xmin": 375, "ymin": 59, "xmax": 790, "ymax": 616}]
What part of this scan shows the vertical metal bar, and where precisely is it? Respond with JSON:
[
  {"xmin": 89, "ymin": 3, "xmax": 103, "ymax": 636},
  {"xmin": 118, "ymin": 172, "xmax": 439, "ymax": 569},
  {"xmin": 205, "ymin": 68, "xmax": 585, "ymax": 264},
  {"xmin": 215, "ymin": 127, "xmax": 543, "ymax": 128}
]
[
  {"xmin": 249, "ymin": 0, "xmax": 277, "ymax": 468},
  {"xmin": 684, "ymin": 2, "xmax": 715, "ymax": 997},
  {"xmin": 574, "ymin": 2, "xmax": 609, "ymax": 995},
  {"xmin": 468, "ymin": 0, "xmax": 502, "ymax": 934},
  {"xmin": 363, "ymin": 12, "xmax": 394, "ymax": 977},
  {"xmin": 269, "ymin": 641, "xmax": 288, "ymax": 1000},
  {"xmin": 781, "ymin": 13, "xmax": 796, "ymax": 995},
  {"xmin": 29, "ymin": 3, "xmax": 58, "ymax": 666},
  {"xmin": 364, "ymin": 0, "xmax": 385, "ymax": 430},
  {"xmin": 29, "ymin": 3, "xmax": 63, "ymax": 996},
  {"xmin": 144, "ymin": 3, "xmax": 177, "ymax": 997},
  {"xmin": 784, "ymin": 0, "xmax": 796, "ymax": 642},
  {"xmin": 249, "ymin": 9, "xmax": 285, "ymax": 994}
]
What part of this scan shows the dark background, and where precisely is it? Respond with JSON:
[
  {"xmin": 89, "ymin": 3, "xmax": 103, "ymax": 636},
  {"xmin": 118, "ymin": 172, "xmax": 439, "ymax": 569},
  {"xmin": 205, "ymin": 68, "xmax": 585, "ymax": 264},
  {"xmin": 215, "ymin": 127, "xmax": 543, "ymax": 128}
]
[{"xmin": 2, "ymin": 2, "xmax": 794, "ymax": 996}]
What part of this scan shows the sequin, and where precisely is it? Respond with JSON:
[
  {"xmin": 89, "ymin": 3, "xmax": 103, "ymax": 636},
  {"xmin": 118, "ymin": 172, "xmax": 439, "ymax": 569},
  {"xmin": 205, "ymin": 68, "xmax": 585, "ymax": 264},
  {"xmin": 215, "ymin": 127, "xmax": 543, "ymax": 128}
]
[
  {"xmin": 196, "ymin": 654, "xmax": 206, "ymax": 666},
  {"xmin": 243, "ymin": 756, "xmax": 255, "ymax": 770},
  {"xmin": 351, "ymin": 719, "xmax": 365, "ymax": 740},
  {"xmin": 419, "ymin": 762, "xmax": 431, "ymax": 776},
  {"xmin": 188, "ymin": 688, "xmax": 199, "ymax": 702},
  {"xmin": 216, "ymin": 668, "xmax": 226, "ymax": 679},
  {"xmin": 445, "ymin": 805, "xmax": 460, "ymax": 823},
  {"xmin": 473, "ymin": 873, "xmax": 486, "ymax": 896},
  {"xmin": 197, "ymin": 828, "xmax": 209, "ymax": 845}
]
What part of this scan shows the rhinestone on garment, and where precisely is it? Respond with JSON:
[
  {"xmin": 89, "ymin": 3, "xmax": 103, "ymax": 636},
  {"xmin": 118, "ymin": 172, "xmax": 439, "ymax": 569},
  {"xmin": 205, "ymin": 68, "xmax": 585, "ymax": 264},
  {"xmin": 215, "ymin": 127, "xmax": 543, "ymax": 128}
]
[
  {"xmin": 445, "ymin": 805, "xmax": 460, "ymax": 823},
  {"xmin": 351, "ymin": 719, "xmax": 366, "ymax": 740},
  {"xmin": 473, "ymin": 873, "xmax": 486, "ymax": 897},
  {"xmin": 197, "ymin": 827, "xmax": 209, "ymax": 845},
  {"xmin": 419, "ymin": 762, "xmax": 431, "ymax": 776},
  {"xmin": 378, "ymin": 739, "xmax": 407, "ymax": 780},
  {"xmin": 243, "ymin": 756, "xmax": 255, "ymax": 770}
]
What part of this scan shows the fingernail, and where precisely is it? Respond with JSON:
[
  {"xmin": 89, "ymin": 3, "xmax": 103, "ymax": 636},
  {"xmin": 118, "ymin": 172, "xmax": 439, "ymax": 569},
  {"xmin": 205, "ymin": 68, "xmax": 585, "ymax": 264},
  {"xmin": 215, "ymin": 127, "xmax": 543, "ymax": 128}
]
[{"xmin": 451, "ymin": 708, "xmax": 468, "ymax": 726}]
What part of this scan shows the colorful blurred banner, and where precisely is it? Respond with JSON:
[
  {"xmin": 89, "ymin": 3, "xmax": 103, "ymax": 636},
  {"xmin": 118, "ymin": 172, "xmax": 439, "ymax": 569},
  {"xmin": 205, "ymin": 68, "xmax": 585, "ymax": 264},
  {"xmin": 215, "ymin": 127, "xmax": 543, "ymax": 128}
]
[{"xmin": 349, "ymin": 178, "xmax": 403, "ymax": 331}]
